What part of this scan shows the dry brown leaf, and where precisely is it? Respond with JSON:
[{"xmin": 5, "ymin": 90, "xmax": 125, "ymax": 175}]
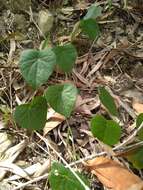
[
  {"xmin": 75, "ymin": 95, "xmax": 92, "ymax": 116},
  {"xmin": 132, "ymin": 101, "xmax": 143, "ymax": 114},
  {"xmin": 85, "ymin": 156, "xmax": 143, "ymax": 190},
  {"xmin": 43, "ymin": 108, "xmax": 65, "ymax": 135}
]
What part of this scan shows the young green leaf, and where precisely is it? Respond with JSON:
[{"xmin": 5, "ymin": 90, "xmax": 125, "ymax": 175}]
[
  {"xmin": 80, "ymin": 19, "xmax": 100, "ymax": 40},
  {"xmin": 126, "ymin": 147, "xmax": 143, "ymax": 169},
  {"xmin": 53, "ymin": 43, "xmax": 77, "ymax": 73},
  {"xmin": 44, "ymin": 83, "xmax": 78, "ymax": 117},
  {"xmin": 49, "ymin": 162, "xmax": 89, "ymax": 190},
  {"xmin": 136, "ymin": 113, "xmax": 143, "ymax": 140},
  {"xmin": 90, "ymin": 115, "xmax": 121, "ymax": 146},
  {"xmin": 14, "ymin": 96, "xmax": 47, "ymax": 130},
  {"xmin": 98, "ymin": 86, "xmax": 119, "ymax": 116},
  {"xmin": 19, "ymin": 49, "xmax": 56, "ymax": 89},
  {"xmin": 84, "ymin": 4, "xmax": 102, "ymax": 20}
]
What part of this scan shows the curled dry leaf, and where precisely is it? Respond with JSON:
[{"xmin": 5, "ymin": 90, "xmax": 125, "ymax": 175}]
[
  {"xmin": 43, "ymin": 108, "xmax": 65, "ymax": 135},
  {"xmin": 85, "ymin": 156, "xmax": 143, "ymax": 190},
  {"xmin": 75, "ymin": 95, "xmax": 92, "ymax": 116}
]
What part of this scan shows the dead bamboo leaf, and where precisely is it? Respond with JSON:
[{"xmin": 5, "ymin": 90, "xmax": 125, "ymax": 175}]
[
  {"xmin": 0, "ymin": 139, "xmax": 28, "ymax": 180},
  {"xmin": 43, "ymin": 108, "xmax": 65, "ymax": 135},
  {"xmin": 0, "ymin": 182, "xmax": 14, "ymax": 190},
  {"xmin": 85, "ymin": 156, "xmax": 143, "ymax": 190},
  {"xmin": 7, "ymin": 163, "xmax": 41, "ymax": 181},
  {"xmin": 0, "ymin": 162, "xmax": 31, "ymax": 180}
]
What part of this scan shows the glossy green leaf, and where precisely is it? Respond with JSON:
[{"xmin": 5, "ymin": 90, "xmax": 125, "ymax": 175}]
[
  {"xmin": 136, "ymin": 113, "xmax": 143, "ymax": 140},
  {"xmin": 49, "ymin": 162, "xmax": 89, "ymax": 190},
  {"xmin": 53, "ymin": 43, "xmax": 77, "ymax": 72},
  {"xmin": 19, "ymin": 49, "xmax": 56, "ymax": 89},
  {"xmin": 80, "ymin": 19, "xmax": 100, "ymax": 40},
  {"xmin": 14, "ymin": 96, "xmax": 47, "ymax": 130},
  {"xmin": 90, "ymin": 115, "xmax": 121, "ymax": 146},
  {"xmin": 84, "ymin": 4, "xmax": 102, "ymax": 20},
  {"xmin": 126, "ymin": 147, "xmax": 143, "ymax": 169},
  {"xmin": 98, "ymin": 87, "xmax": 119, "ymax": 116},
  {"xmin": 44, "ymin": 83, "xmax": 78, "ymax": 117}
]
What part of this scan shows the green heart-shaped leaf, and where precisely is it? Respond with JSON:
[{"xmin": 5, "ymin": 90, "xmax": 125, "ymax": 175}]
[
  {"xmin": 98, "ymin": 86, "xmax": 119, "ymax": 117},
  {"xmin": 49, "ymin": 162, "xmax": 89, "ymax": 190},
  {"xmin": 14, "ymin": 96, "xmax": 47, "ymax": 130},
  {"xmin": 80, "ymin": 19, "xmax": 100, "ymax": 40},
  {"xmin": 19, "ymin": 49, "xmax": 56, "ymax": 89},
  {"xmin": 53, "ymin": 43, "xmax": 77, "ymax": 73},
  {"xmin": 90, "ymin": 115, "xmax": 121, "ymax": 146},
  {"xmin": 44, "ymin": 83, "xmax": 78, "ymax": 117}
]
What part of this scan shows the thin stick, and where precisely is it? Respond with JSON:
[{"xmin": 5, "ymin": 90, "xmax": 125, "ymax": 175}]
[
  {"xmin": 35, "ymin": 132, "xmax": 90, "ymax": 190},
  {"xmin": 115, "ymin": 122, "xmax": 143, "ymax": 149},
  {"xmin": 12, "ymin": 173, "xmax": 48, "ymax": 190},
  {"xmin": 69, "ymin": 151, "xmax": 107, "ymax": 166}
]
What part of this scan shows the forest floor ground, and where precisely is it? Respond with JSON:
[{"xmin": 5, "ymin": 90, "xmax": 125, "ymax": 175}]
[{"xmin": 0, "ymin": 0, "xmax": 143, "ymax": 189}]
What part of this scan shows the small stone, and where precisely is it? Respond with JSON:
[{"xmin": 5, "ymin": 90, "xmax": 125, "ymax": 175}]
[
  {"xmin": 10, "ymin": 0, "xmax": 31, "ymax": 13},
  {"xmin": 38, "ymin": 9, "xmax": 54, "ymax": 36}
]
